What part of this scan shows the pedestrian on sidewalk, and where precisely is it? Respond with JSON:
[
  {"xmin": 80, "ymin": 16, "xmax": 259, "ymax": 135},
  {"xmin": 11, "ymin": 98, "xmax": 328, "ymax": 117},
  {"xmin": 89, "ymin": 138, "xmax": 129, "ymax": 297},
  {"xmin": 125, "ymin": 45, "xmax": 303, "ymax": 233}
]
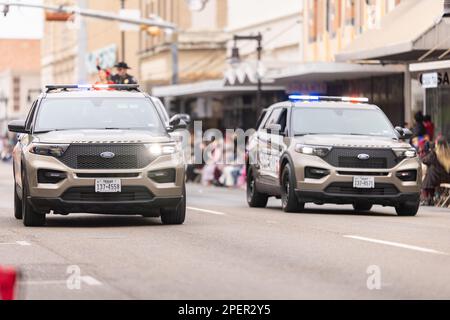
[
  {"xmin": 423, "ymin": 114, "xmax": 435, "ymax": 141},
  {"xmin": 412, "ymin": 111, "xmax": 427, "ymax": 138},
  {"xmin": 421, "ymin": 137, "xmax": 450, "ymax": 206}
]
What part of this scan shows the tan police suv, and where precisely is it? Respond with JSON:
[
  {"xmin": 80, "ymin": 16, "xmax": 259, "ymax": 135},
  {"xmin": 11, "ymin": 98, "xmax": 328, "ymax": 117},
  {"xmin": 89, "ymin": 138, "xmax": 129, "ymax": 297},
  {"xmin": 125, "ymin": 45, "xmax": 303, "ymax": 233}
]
[
  {"xmin": 246, "ymin": 95, "xmax": 421, "ymax": 216},
  {"xmin": 9, "ymin": 84, "xmax": 187, "ymax": 227}
]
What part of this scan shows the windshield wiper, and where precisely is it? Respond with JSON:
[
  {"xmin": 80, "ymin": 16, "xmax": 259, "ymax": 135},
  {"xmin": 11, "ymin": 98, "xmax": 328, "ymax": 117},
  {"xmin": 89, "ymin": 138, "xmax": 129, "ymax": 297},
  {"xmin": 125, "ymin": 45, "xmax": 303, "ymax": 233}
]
[
  {"xmin": 295, "ymin": 132, "xmax": 387, "ymax": 137},
  {"xmin": 34, "ymin": 129, "xmax": 72, "ymax": 134},
  {"xmin": 346, "ymin": 133, "xmax": 371, "ymax": 136},
  {"xmin": 294, "ymin": 133, "xmax": 328, "ymax": 137},
  {"xmin": 347, "ymin": 133, "xmax": 393, "ymax": 137}
]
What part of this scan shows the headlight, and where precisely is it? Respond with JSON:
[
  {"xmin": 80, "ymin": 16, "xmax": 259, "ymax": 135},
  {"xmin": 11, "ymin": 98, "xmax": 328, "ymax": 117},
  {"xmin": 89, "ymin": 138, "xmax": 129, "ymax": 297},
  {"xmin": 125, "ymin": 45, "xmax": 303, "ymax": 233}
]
[
  {"xmin": 145, "ymin": 143, "xmax": 178, "ymax": 157},
  {"xmin": 393, "ymin": 148, "xmax": 417, "ymax": 159},
  {"xmin": 295, "ymin": 144, "xmax": 332, "ymax": 158},
  {"xmin": 29, "ymin": 143, "xmax": 69, "ymax": 157}
]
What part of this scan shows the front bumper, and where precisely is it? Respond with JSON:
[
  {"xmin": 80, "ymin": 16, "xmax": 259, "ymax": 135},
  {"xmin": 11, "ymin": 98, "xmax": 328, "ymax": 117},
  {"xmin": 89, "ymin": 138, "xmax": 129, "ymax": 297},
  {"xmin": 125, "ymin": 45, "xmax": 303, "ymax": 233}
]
[
  {"xmin": 29, "ymin": 196, "xmax": 183, "ymax": 215},
  {"xmin": 23, "ymin": 150, "xmax": 185, "ymax": 213},
  {"xmin": 289, "ymin": 152, "xmax": 421, "ymax": 206},
  {"xmin": 294, "ymin": 153, "xmax": 420, "ymax": 186},
  {"xmin": 296, "ymin": 190, "xmax": 419, "ymax": 206}
]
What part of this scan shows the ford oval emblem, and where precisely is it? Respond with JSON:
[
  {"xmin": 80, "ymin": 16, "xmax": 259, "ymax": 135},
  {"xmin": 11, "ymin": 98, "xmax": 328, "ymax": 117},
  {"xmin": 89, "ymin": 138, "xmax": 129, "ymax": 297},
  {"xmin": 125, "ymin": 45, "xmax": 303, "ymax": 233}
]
[
  {"xmin": 100, "ymin": 152, "xmax": 115, "ymax": 159},
  {"xmin": 357, "ymin": 154, "xmax": 370, "ymax": 160}
]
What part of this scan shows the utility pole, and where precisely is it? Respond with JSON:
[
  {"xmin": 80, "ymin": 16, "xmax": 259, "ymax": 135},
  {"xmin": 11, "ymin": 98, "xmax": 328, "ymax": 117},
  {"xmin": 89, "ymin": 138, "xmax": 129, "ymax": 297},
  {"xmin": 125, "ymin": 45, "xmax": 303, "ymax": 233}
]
[
  {"xmin": 171, "ymin": 33, "xmax": 179, "ymax": 85},
  {"xmin": 231, "ymin": 33, "xmax": 263, "ymax": 111},
  {"xmin": 77, "ymin": 0, "xmax": 88, "ymax": 83},
  {"xmin": 120, "ymin": 0, "xmax": 126, "ymax": 61},
  {"xmin": 0, "ymin": 93, "xmax": 8, "ymax": 135}
]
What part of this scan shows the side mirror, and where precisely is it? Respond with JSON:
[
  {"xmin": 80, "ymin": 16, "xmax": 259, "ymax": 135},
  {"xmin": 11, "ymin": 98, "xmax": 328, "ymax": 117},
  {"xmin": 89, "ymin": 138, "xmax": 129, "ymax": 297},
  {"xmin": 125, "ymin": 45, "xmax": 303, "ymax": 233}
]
[
  {"xmin": 395, "ymin": 126, "xmax": 412, "ymax": 140},
  {"xmin": 8, "ymin": 120, "xmax": 28, "ymax": 134},
  {"xmin": 267, "ymin": 123, "xmax": 282, "ymax": 135},
  {"xmin": 178, "ymin": 114, "xmax": 191, "ymax": 125},
  {"xmin": 167, "ymin": 114, "xmax": 188, "ymax": 131}
]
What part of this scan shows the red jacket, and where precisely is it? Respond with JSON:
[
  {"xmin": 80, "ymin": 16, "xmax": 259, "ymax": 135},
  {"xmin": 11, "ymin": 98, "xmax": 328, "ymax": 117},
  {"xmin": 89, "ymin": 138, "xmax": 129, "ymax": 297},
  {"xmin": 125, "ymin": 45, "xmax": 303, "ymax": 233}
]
[{"xmin": 423, "ymin": 121, "xmax": 435, "ymax": 140}]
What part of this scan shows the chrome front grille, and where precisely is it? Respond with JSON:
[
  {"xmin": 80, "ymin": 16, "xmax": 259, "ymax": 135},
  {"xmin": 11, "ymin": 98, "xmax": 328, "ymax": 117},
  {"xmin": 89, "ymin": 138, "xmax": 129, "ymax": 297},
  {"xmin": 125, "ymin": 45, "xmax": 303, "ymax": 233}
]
[
  {"xmin": 323, "ymin": 148, "xmax": 397, "ymax": 169},
  {"xmin": 59, "ymin": 144, "xmax": 156, "ymax": 169}
]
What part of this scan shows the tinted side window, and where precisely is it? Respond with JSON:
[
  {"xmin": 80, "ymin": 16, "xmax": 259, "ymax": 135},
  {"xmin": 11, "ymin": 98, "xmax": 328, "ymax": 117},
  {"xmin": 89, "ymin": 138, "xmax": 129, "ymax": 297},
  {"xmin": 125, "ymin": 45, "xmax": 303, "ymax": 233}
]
[{"xmin": 278, "ymin": 109, "xmax": 288, "ymax": 133}]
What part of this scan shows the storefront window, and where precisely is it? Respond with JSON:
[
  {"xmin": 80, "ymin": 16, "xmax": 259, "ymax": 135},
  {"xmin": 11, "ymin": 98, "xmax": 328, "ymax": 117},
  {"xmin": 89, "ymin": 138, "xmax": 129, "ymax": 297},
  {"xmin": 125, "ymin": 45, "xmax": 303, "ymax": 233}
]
[{"xmin": 426, "ymin": 87, "xmax": 450, "ymax": 140}]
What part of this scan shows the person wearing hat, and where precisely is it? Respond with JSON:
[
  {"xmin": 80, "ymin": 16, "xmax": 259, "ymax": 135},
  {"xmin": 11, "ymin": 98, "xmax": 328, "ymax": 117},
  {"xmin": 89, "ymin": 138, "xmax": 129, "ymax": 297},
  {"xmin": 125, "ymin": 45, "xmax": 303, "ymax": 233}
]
[{"xmin": 111, "ymin": 62, "xmax": 137, "ymax": 85}]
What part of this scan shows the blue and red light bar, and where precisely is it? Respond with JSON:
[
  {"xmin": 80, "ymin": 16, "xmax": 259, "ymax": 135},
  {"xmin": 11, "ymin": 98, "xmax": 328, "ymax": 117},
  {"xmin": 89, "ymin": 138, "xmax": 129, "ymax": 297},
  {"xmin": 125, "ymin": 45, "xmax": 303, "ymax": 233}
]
[
  {"xmin": 45, "ymin": 84, "xmax": 140, "ymax": 92},
  {"xmin": 289, "ymin": 95, "xmax": 369, "ymax": 103}
]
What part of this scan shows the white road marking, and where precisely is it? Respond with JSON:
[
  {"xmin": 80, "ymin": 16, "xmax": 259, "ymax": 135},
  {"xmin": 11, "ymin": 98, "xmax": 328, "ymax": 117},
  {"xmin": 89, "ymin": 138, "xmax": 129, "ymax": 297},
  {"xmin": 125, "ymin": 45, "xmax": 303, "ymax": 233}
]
[
  {"xmin": 16, "ymin": 241, "xmax": 31, "ymax": 246},
  {"xmin": 22, "ymin": 276, "xmax": 102, "ymax": 287},
  {"xmin": 81, "ymin": 276, "xmax": 102, "ymax": 286},
  {"xmin": 344, "ymin": 235, "xmax": 448, "ymax": 255},
  {"xmin": 22, "ymin": 280, "xmax": 67, "ymax": 285},
  {"xmin": 0, "ymin": 241, "xmax": 31, "ymax": 246},
  {"xmin": 187, "ymin": 207, "xmax": 227, "ymax": 216}
]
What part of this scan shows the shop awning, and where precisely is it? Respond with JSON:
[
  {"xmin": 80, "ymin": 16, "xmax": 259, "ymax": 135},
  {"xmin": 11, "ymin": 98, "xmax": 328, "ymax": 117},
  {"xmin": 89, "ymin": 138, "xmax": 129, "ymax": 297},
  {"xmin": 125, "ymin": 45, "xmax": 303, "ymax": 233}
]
[
  {"xmin": 271, "ymin": 62, "xmax": 404, "ymax": 83},
  {"xmin": 336, "ymin": 0, "xmax": 450, "ymax": 63},
  {"xmin": 151, "ymin": 80, "xmax": 285, "ymax": 98}
]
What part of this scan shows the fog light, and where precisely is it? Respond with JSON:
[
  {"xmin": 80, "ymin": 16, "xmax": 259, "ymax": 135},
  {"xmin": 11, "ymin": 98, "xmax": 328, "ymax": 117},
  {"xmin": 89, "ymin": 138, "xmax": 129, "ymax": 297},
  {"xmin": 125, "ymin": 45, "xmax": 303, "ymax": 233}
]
[
  {"xmin": 38, "ymin": 170, "xmax": 67, "ymax": 184},
  {"xmin": 396, "ymin": 170, "xmax": 417, "ymax": 182},
  {"xmin": 148, "ymin": 169, "xmax": 176, "ymax": 183},
  {"xmin": 305, "ymin": 167, "xmax": 330, "ymax": 179}
]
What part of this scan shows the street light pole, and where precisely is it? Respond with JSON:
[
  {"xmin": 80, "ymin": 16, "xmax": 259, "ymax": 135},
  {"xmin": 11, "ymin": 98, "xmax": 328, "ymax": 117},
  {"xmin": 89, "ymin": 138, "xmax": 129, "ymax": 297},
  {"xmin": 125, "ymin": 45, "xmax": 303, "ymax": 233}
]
[
  {"xmin": 256, "ymin": 34, "xmax": 263, "ymax": 112},
  {"xmin": 171, "ymin": 35, "xmax": 179, "ymax": 85},
  {"xmin": 77, "ymin": 0, "xmax": 88, "ymax": 83},
  {"xmin": 120, "ymin": 0, "xmax": 126, "ymax": 61},
  {"xmin": 0, "ymin": 93, "xmax": 8, "ymax": 135},
  {"xmin": 232, "ymin": 33, "xmax": 263, "ymax": 111}
]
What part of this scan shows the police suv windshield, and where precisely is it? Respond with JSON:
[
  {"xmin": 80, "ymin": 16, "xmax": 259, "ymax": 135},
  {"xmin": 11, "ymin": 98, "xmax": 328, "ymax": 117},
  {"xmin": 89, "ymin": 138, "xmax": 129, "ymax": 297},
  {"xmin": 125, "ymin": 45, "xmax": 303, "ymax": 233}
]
[
  {"xmin": 291, "ymin": 107, "xmax": 396, "ymax": 138},
  {"xmin": 34, "ymin": 98, "xmax": 165, "ymax": 133}
]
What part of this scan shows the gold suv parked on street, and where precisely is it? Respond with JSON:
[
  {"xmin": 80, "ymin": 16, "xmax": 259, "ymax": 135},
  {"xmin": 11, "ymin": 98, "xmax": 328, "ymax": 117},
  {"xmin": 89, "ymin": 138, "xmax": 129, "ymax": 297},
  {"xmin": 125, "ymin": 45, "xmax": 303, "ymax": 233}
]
[
  {"xmin": 9, "ymin": 84, "xmax": 187, "ymax": 227},
  {"xmin": 246, "ymin": 95, "xmax": 421, "ymax": 216}
]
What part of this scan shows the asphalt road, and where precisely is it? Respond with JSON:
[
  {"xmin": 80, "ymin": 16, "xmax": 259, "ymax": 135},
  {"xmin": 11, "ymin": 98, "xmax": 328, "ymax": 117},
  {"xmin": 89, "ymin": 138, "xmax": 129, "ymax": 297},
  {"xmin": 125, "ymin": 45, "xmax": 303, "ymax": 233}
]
[{"xmin": 1, "ymin": 161, "xmax": 450, "ymax": 300}]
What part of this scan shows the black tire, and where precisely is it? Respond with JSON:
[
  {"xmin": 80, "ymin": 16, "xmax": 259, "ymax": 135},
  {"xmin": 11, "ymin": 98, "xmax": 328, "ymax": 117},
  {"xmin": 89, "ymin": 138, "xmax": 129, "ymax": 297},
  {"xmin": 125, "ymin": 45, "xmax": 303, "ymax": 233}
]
[
  {"xmin": 14, "ymin": 184, "xmax": 23, "ymax": 220},
  {"xmin": 161, "ymin": 184, "xmax": 186, "ymax": 225},
  {"xmin": 352, "ymin": 202, "xmax": 373, "ymax": 211},
  {"xmin": 22, "ymin": 170, "xmax": 46, "ymax": 227},
  {"xmin": 281, "ymin": 164, "xmax": 304, "ymax": 213},
  {"xmin": 395, "ymin": 201, "xmax": 419, "ymax": 217},
  {"xmin": 246, "ymin": 168, "xmax": 268, "ymax": 208}
]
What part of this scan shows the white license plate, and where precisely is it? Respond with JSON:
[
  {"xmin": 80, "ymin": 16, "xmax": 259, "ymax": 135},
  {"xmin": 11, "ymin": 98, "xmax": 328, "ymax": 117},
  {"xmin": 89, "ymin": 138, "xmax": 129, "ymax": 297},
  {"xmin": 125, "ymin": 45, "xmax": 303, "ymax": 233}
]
[
  {"xmin": 95, "ymin": 179, "xmax": 121, "ymax": 193},
  {"xmin": 353, "ymin": 176, "xmax": 375, "ymax": 189}
]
